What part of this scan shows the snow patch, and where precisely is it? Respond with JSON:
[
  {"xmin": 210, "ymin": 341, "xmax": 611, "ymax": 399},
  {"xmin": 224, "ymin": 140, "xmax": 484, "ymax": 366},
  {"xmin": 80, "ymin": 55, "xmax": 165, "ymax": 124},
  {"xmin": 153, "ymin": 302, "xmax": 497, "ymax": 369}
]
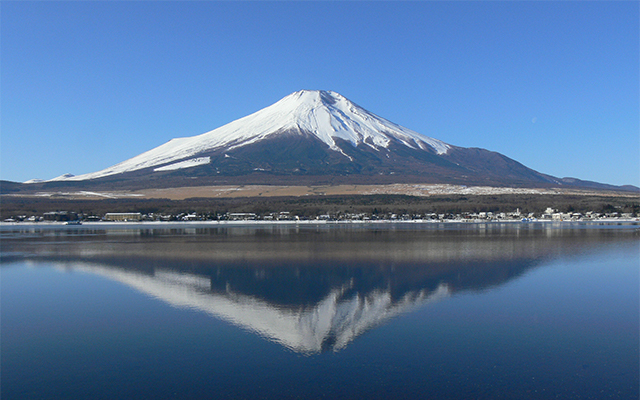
[
  {"xmin": 48, "ymin": 173, "xmax": 75, "ymax": 182},
  {"xmin": 24, "ymin": 179, "xmax": 45, "ymax": 184},
  {"xmin": 154, "ymin": 157, "xmax": 211, "ymax": 172}
]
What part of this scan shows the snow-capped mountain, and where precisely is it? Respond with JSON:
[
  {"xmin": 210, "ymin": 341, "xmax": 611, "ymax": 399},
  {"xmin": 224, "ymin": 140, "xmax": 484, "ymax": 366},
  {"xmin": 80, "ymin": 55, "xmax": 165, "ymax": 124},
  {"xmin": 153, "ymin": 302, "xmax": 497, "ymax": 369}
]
[
  {"xmin": 32, "ymin": 90, "xmax": 630, "ymax": 190},
  {"xmin": 61, "ymin": 90, "xmax": 453, "ymax": 181}
]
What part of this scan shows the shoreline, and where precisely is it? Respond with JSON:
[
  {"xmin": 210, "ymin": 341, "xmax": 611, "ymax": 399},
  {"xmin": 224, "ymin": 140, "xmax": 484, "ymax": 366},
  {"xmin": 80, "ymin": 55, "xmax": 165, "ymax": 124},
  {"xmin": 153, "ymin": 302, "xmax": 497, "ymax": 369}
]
[{"xmin": 1, "ymin": 219, "xmax": 638, "ymax": 230}]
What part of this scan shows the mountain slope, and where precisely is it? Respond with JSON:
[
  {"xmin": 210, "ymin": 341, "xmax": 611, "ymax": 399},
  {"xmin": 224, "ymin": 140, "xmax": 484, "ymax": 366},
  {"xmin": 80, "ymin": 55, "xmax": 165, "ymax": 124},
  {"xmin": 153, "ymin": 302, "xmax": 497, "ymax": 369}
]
[
  {"xmin": 26, "ymin": 90, "xmax": 634, "ymax": 191},
  {"xmin": 65, "ymin": 90, "xmax": 450, "ymax": 181}
]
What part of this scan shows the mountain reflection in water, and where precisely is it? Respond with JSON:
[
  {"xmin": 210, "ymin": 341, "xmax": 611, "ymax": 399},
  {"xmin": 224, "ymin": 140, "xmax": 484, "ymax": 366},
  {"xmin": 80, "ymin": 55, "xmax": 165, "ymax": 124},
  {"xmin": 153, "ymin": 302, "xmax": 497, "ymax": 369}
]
[
  {"xmin": 3, "ymin": 223, "xmax": 637, "ymax": 353},
  {"xmin": 66, "ymin": 263, "xmax": 451, "ymax": 353}
]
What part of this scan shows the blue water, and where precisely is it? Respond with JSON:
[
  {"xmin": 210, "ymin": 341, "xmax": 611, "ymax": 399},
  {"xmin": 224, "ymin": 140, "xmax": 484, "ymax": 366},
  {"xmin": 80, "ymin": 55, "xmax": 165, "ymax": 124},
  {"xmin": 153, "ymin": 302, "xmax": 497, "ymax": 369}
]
[{"xmin": 1, "ymin": 223, "xmax": 638, "ymax": 399}]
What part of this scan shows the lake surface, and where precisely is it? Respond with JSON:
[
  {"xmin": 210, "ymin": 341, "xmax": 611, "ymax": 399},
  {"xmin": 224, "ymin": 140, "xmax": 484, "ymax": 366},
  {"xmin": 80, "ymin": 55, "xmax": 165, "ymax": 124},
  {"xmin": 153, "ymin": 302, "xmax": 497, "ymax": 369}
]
[{"xmin": 2, "ymin": 222, "xmax": 638, "ymax": 399}]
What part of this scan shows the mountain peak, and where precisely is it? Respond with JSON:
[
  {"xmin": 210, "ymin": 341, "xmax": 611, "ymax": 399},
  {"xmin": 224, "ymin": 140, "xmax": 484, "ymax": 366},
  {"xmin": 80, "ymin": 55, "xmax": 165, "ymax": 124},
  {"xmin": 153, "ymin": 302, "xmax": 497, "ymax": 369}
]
[
  {"xmin": 284, "ymin": 90, "xmax": 347, "ymax": 108},
  {"xmin": 287, "ymin": 89, "xmax": 338, "ymax": 100},
  {"xmin": 260, "ymin": 89, "xmax": 450, "ymax": 153}
]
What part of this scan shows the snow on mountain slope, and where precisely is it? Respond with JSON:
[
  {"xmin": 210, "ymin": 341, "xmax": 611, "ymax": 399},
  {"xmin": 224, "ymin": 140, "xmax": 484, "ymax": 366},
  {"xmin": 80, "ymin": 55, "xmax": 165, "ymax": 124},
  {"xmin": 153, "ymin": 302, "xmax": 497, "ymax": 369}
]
[
  {"xmin": 49, "ymin": 173, "xmax": 75, "ymax": 181},
  {"xmin": 24, "ymin": 178, "xmax": 45, "ymax": 184},
  {"xmin": 153, "ymin": 157, "xmax": 211, "ymax": 172},
  {"xmin": 61, "ymin": 90, "xmax": 450, "ymax": 181}
]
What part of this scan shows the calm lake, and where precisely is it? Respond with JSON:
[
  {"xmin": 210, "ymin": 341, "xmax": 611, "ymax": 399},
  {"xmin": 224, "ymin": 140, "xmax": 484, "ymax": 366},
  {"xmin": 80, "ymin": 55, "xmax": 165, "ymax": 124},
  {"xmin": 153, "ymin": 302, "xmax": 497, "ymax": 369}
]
[{"xmin": 1, "ymin": 222, "xmax": 638, "ymax": 399}]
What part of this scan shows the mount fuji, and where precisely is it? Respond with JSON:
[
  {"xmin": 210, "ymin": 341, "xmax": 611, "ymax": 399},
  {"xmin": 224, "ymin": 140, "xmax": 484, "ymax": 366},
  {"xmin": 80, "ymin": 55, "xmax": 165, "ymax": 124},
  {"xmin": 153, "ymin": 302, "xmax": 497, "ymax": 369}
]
[{"xmin": 28, "ymin": 90, "xmax": 633, "ymax": 190}]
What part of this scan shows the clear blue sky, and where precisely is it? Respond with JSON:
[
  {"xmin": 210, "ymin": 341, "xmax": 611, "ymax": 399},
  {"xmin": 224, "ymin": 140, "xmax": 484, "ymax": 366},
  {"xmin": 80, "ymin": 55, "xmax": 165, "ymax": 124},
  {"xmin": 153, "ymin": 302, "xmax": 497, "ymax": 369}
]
[{"xmin": 2, "ymin": 1, "xmax": 638, "ymax": 186}]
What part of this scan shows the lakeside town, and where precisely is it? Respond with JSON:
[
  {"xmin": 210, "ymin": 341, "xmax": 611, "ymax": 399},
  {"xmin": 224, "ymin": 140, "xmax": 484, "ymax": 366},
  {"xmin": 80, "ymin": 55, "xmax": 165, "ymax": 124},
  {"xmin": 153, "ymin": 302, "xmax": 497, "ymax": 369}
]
[{"xmin": 4, "ymin": 207, "xmax": 638, "ymax": 224}]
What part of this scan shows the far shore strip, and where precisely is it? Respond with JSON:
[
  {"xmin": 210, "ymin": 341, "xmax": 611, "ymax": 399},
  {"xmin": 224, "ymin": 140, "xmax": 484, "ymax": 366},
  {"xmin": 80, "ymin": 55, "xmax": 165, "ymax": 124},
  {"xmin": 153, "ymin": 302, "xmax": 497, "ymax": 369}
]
[{"xmin": 13, "ymin": 184, "xmax": 639, "ymax": 201}]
